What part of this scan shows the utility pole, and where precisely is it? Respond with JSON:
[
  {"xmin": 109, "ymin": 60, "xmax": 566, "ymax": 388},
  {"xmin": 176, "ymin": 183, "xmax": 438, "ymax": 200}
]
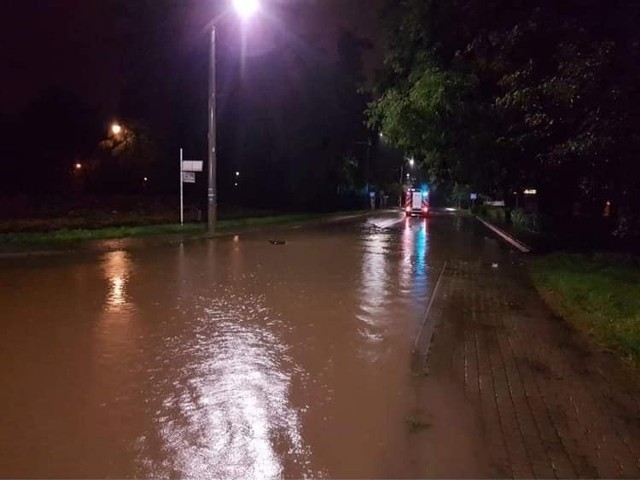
[
  {"xmin": 207, "ymin": 26, "xmax": 217, "ymax": 233},
  {"xmin": 180, "ymin": 148, "xmax": 184, "ymax": 226},
  {"xmin": 365, "ymin": 140, "xmax": 371, "ymax": 193},
  {"xmin": 355, "ymin": 139, "xmax": 372, "ymax": 193},
  {"xmin": 399, "ymin": 164, "xmax": 404, "ymax": 207}
]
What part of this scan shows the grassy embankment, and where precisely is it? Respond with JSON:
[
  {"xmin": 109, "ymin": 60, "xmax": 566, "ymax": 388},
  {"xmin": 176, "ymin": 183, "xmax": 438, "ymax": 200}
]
[
  {"xmin": 0, "ymin": 212, "xmax": 364, "ymax": 245},
  {"xmin": 529, "ymin": 253, "xmax": 640, "ymax": 368},
  {"xmin": 473, "ymin": 204, "xmax": 547, "ymax": 249}
]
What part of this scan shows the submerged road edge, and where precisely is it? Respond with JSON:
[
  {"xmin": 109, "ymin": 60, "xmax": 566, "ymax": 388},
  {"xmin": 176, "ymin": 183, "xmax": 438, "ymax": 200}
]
[
  {"xmin": 0, "ymin": 211, "xmax": 374, "ymax": 259},
  {"xmin": 413, "ymin": 260, "xmax": 448, "ymax": 355},
  {"xmin": 475, "ymin": 216, "xmax": 532, "ymax": 253}
]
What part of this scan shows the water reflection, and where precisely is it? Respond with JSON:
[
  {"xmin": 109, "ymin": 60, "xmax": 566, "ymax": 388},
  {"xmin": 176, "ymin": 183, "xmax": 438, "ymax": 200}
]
[
  {"xmin": 148, "ymin": 298, "xmax": 312, "ymax": 479},
  {"xmin": 415, "ymin": 219, "xmax": 428, "ymax": 275},
  {"xmin": 102, "ymin": 250, "xmax": 132, "ymax": 313},
  {"xmin": 400, "ymin": 218, "xmax": 430, "ymax": 294},
  {"xmin": 357, "ymin": 231, "xmax": 390, "ymax": 345},
  {"xmin": 95, "ymin": 250, "xmax": 140, "ymax": 416},
  {"xmin": 360, "ymin": 232, "xmax": 389, "ymax": 312}
]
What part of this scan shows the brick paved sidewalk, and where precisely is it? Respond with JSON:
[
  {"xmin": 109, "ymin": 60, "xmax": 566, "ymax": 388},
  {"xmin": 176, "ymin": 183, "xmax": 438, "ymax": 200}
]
[{"xmin": 415, "ymin": 258, "xmax": 640, "ymax": 479}]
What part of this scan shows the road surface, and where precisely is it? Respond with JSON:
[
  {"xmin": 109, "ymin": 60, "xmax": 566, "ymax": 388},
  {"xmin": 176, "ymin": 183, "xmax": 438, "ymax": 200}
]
[{"xmin": 0, "ymin": 212, "xmax": 638, "ymax": 478}]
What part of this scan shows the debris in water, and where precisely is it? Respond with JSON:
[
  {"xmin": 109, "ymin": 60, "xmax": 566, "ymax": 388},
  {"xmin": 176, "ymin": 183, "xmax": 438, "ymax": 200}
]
[
  {"xmin": 406, "ymin": 417, "xmax": 432, "ymax": 434},
  {"xmin": 269, "ymin": 240, "xmax": 287, "ymax": 246}
]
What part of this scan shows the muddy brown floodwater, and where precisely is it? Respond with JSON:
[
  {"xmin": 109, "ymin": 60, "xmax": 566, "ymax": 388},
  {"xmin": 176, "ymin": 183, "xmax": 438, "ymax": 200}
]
[{"xmin": 0, "ymin": 213, "xmax": 514, "ymax": 478}]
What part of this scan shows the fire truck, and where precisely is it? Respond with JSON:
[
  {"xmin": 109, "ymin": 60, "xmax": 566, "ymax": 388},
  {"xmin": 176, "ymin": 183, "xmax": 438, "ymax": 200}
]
[{"xmin": 404, "ymin": 188, "xmax": 430, "ymax": 217}]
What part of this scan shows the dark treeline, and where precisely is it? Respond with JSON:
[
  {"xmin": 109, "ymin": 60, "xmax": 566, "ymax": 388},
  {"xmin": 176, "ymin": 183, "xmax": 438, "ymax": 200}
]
[
  {"xmin": 0, "ymin": 0, "xmax": 377, "ymax": 211},
  {"xmin": 369, "ymin": 0, "xmax": 640, "ymax": 240}
]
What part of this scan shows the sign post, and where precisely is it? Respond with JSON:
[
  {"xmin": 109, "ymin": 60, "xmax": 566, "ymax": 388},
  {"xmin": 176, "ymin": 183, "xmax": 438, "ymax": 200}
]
[
  {"xmin": 180, "ymin": 148, "xmax": 184, "ymax": 226},
  {"xmin": 470, "ymin": 192, "xmax": 478, "ymax": 209},
  {"xmin": 179, "ymin": 150, "xmax": 204, "ymax": 226},
  {"xmin": 182, "ymin": 172, "xmax": 196, "ymax": 183}
]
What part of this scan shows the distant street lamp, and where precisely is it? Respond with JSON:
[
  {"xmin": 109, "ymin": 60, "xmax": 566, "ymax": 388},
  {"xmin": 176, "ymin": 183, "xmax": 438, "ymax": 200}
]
[
  {"xmin": 207, "ymin": 0, "xmax": 260, "ymax": 234},
  {"xmin": 75, "ymin": 163, "xmax": 82, "ymax": 171},
  {"xmin": 399, "ymin": 157, "xmax": 415, "ymax": 206},
  {"xmin": 111, "ymin": 123, "xmax": 122, "ymax": 136},
  {"xmin": 400, "ymin": 157, "xmax": 414, "ymax": 184}
]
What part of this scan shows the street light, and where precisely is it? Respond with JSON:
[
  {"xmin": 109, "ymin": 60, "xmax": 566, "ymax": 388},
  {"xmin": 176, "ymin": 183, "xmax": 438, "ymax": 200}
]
[
  {"xmin": 111, "ymin": 123, "xmax": 122, "ymax": 135},
  {"xmin": 233, "ymin": 0, "xmax": 260, "ymax": 18},
  {"xmin": 399, "ymin": 157, "xmax": 415, "ymax": 207},
  {"xmin": 400, "ymin": 157, "xmax": 414, "ymax": 184},
  {"xmin": 207, "ymin": 0, "xmax": 260, "ymax": 233}
]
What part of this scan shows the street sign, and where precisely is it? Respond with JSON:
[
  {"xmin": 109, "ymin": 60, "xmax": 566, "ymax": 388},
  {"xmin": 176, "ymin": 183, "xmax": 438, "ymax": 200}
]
[
  {"xmin": 182, "ymin": 172, "xmax": 196, "ymax": 184},
  {"xmin": 182, "ymin": 161, "xmax": 203, "ymax": 172},
  {"xmin": 179, "ymin": 149, "xmax": 202, "ymax": 226},
  {"xmin": 470, "ymin": 193, "xmax": 478, "ymax": 200}
]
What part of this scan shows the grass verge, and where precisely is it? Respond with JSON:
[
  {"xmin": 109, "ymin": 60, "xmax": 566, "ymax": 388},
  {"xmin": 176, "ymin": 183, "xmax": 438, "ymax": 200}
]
[
  {"xmin": 0, "ymin": 223, "xmax": 205, "ymax": 244},
  {"xmin": 529, "ymin": 253, "xmax": 640, "ymax": 368},
  {"xmin": 0, "ymin": 211, "xmax": 366, "ymax": 245}
]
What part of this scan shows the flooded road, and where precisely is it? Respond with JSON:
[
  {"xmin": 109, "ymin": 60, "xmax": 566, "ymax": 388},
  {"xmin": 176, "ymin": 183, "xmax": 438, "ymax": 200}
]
[{"xmin": 0, "ymin": 212, "xmax": 498, "ymax": 478}]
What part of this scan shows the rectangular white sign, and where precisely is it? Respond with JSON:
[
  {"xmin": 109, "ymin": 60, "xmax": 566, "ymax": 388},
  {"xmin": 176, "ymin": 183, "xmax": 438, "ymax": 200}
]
[
  {"xmin": 182, "ymin": 161, "xmax": 203, "ymax": 172},
  {"xmin": 182, "ymin": 172, "xmax": 196, "ymax": 184}
]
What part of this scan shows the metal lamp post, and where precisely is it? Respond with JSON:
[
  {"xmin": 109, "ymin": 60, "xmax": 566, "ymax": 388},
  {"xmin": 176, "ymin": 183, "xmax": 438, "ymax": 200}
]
[
  {"xmin": 207, "ymin": 26, "xmax": 217, "ymax": 233},
  {"xmin": 399, "ymin": 157, "xmax": 415, "ymax": 206},
  {"xmin": 400, "ymin": 157, "xmax": 415, "ymax": 184},
  {"xmin": 207, "ymin": 0, "xmax": 260, "ymax": 233}
]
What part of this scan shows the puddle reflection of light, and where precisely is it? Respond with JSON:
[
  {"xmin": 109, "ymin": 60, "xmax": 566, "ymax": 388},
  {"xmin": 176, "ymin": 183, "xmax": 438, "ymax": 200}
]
[
  {"xmin": 97, "ymin": 250, "xmax": 138, "ymax": 367},
  {"xmin": 357, "ymin": 232, "xmax": 390, "ymax": 347},
  {"xmin": 400, "ymin": 218, "xmax": 412, "ymax": 290},
  {"xmin": 111, "ymin": 277, "xmax": 125, "ymax": 305},
  {"xmin": 361, "ymin": 233, "xmax": 388, "ymax": 310},
  {"xmin": 400, "ymin": 219, "xmax": 430, "ymax": 294},
  {"xmin": 416, "ymin": 219, "xmax": 428, "ymax": 273},
  {"xmin": 103, "ymin": 250, "xmax": 132, "ymax": 313},
  {"xmin": 154, "ymin": 305, "xmax": 312, "ymax": 479}
]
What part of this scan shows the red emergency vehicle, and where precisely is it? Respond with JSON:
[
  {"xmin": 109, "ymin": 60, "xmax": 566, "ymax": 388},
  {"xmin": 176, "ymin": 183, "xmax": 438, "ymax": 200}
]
[{"xmin": 404, "ymin": 188, "xmax": 430, "ymax": 217}]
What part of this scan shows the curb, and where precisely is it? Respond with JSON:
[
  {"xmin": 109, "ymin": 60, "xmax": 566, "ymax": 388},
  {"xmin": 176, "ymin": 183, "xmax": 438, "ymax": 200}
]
[
  {"xmin": 413, "ymin": 260, "xmax": 448, "ymax": 355},
  {"xmin": 476, "ymin": 216, "xmax": 532, "ymax": 253}
]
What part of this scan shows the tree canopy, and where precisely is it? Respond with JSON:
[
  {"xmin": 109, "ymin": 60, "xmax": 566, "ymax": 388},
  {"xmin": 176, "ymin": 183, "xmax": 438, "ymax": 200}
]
[{"xmin": 369, "ymin": 0, "xmax": 640, "ymax": 230}]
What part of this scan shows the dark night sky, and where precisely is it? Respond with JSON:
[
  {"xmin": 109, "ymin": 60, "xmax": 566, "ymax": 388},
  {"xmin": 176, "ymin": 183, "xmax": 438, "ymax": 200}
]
[{"xmin": 0, "ymin": 0, "xmax": 384, "ymax": 118}]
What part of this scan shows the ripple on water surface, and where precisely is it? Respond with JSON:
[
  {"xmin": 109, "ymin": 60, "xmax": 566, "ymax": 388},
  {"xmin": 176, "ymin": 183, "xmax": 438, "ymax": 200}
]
[{"xmin": 137, "ymin": 295, "xmax": 317, "ymax": 479}]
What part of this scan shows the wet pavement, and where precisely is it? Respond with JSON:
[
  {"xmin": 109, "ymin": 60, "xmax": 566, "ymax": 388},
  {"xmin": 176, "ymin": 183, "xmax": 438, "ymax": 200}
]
[{"xmin": 0, "ymin": 212, "xmax": 638, "ymax": 478}]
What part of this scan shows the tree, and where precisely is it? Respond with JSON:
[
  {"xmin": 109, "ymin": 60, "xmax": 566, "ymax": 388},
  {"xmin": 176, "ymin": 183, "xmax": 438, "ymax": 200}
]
[
  {"xmin": 91, "ymin": 121, "xmax": 159, "ymax": 193},
  {"xmin": 369, "ymin": 0, "xmax": 640, "ymax": 234}
]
